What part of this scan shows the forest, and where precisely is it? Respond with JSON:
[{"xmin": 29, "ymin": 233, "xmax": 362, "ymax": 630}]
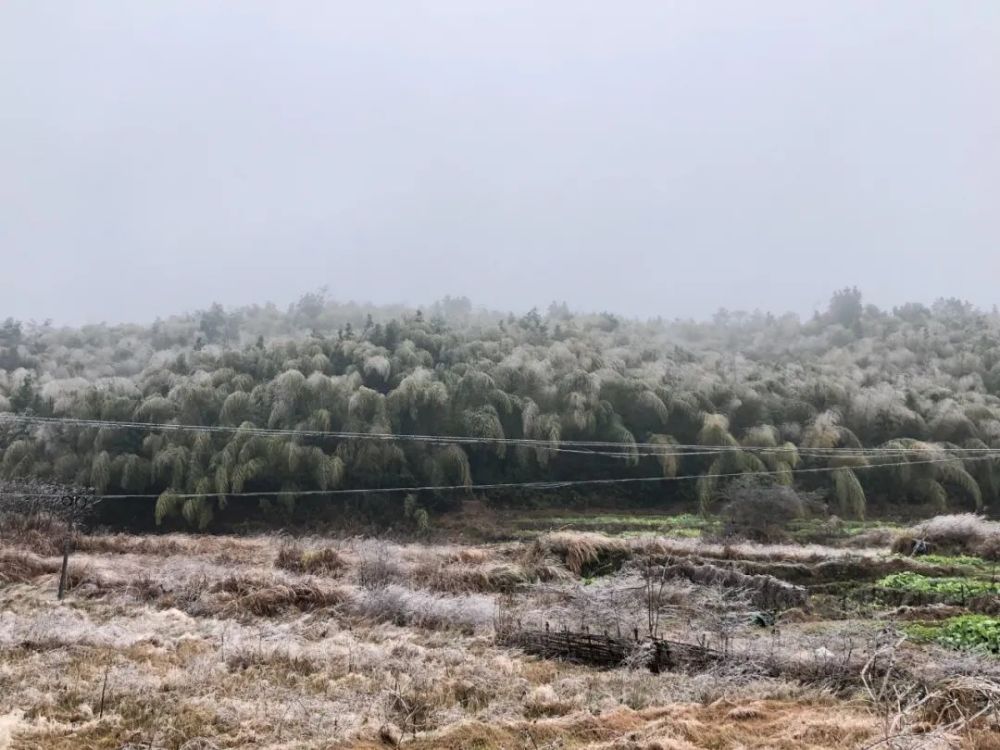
[{"xmin": 2, "ymin": 288, "xmax": 1000, "ymax": 530}]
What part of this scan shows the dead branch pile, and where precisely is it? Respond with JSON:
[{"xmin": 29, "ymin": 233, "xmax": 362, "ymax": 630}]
[
  {"xmin": 655, "ymin": 559, "xmax": 808, "ymax": 610},
  {"xmin": 917, "ymin": 675, "xmax": 1000, "ymax": 730},
  {"xmin": 503, "ymin": 625, "xmax": 921, "ymax": 697}
]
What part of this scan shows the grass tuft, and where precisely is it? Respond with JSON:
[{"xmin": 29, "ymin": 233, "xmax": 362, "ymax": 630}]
[{"xmin": 274, "ymin": 542, "xmax": 346, "ymax": 576}]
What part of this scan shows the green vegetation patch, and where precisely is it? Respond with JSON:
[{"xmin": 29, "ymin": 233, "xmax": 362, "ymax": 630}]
[
  {"xmin": 877, "ymin": 571, "xmax": 998, "ymax": 599},
  {"xmin": 907, "ymin": 554, "xmax": 995, "ymax": 570},
  {"xmin": 906, "ymin": 615, "xmax": 1000, "ymax": 654}
]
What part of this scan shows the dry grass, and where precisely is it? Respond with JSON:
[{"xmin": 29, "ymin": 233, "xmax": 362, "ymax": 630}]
[
  {"xmin": 274, "ymin": 542, "xmax": 346, "ymax": 576},
  {"xmin": 537, "ymin": 530, "xmax": 888, "ymax": 572},
  {"xmin": 212, "ymin": 574, "xmax": 349, "ymax": 617},
  {"xmin": 348, "ymin": 584, "xmax": 494, "ymax": 632},
  {"xmin": 0, "ymin": 512, "xmax": 70, "ymax": 556},
  {"xmin": 1, "ymin": 518, "xmax": 997, "ymax": 749},
  {"xmin": 536, "ymin": 531, "xmax": 631, "ymax": 575},
  {"xmin": 0, "ymin": 549, "xmax": 60, "ymax": 583},
  {"xmin": 345, "ymin": 698, "xmax": 880, "ymax": 749},
  {"xmin": 893, "ymin": 514, "xmax": 1000, "ymax": 560},
  {"xmin": 536, "ymin": 530, "xmax": 967, "ymax": 587},
  {"xmin": 410, "ymin": 558, "xmax": 570, "ymax": 594}
]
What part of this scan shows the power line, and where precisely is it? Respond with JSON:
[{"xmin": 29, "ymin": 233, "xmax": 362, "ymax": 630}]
[
  {"xmin": 0, "ymin": 413, "xmax": 728, "ymax": 451},
  {"xmin": 3, "ymin": 413, "xmax": 999, "ymax": 458},
  {"xmin": 7, "ymin": 453, "xmax": 995, "ymax": 501},
  {"xmin": 0, "ymin": 414, "xmax": 720, "ymax": 460}
]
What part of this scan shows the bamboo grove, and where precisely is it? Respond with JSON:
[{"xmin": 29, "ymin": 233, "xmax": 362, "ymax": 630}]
[{"xmin": 2, "ymin": 289, "xmax": 1000, "ymax": 528}]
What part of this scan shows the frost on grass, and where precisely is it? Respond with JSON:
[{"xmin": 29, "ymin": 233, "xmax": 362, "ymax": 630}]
[
  {"xmin": 0, "ymin": 605, "xmax": 197, "ymax": 650},
  {"xmin": 2, "ymin": 525, "xmax": 998, "ymax": 749},
  {"xmin": 893, "ymin": 513, "xmax": 1000, "ymax": 560},
  {"xmin": 349, "ymin": 584, "xmax": 495, "ymax": 631}
]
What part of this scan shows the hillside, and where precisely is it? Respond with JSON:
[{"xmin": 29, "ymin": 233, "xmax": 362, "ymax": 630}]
[{"xmin": 2, "ymin": 289, "xmax": 1000, "ymax": 529}]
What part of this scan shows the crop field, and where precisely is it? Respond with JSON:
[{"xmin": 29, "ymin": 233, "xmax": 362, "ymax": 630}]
[{"xmin": 1, "ymin": 513, "xmax": 999, "ymax": 750}]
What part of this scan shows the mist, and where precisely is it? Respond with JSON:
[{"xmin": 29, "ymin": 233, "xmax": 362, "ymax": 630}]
[{"xmin": 1, "ymin": 1, "xmax": 998, "ymax": 324}]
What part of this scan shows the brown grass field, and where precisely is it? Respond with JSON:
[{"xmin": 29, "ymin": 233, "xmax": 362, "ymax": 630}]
[{"xmin": 1, "ymin": 512, "xmax": 999, "ymax": 749}]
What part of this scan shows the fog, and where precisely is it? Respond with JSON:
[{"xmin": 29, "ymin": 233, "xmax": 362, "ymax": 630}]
[{"xmin": 1, "ymin": 1, "xmax": 998, "ymax": 324}]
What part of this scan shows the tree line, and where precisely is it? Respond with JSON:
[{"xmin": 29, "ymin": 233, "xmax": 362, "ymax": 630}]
[{"xmin": 2, "ymin": 289, "xmax": 999, "ymax": 528}]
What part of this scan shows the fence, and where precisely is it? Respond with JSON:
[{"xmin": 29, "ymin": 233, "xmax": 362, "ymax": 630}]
[{"xmin": 499, "ymin": 624, "xmax": 725, "ymax": 673}]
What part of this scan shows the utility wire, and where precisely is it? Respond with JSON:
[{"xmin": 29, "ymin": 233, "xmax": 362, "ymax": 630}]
[
  {"xmin": 3, "ymin": 413, "xmax": 999, "ymax": 458},
  {"xmin": 0, "ymin": 414, "xmax": 724, "ymax": 460},
  {"xmin": 7, "ymin": 453, "xmax": 996, "ymax": 501}
]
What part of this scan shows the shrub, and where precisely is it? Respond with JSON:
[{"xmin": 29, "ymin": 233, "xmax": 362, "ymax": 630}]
[
  {"xmin": 403, "ymin": 493, "xmax": 431, "ymax": 535},
  {"xmin": 355, "ymin": 542, "xmax": 399, "ymax": 590},
  {"xmin": 719, "ymin": 479, "xmax": 816, "ymax": 543}
]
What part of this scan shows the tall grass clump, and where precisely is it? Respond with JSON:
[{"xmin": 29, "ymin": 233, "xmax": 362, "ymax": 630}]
[{"xmin": 893, "ymin": 514, "xmax": 1000, "ymax": 560}]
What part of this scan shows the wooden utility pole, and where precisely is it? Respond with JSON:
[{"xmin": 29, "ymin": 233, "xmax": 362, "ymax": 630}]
[{"xmin": 57, "ymin": 526, "xmax": 73, "ymax": 600}]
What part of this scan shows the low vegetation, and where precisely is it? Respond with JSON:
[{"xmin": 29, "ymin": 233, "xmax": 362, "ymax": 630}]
[
  {"xmin": 274, "ymin": 541, "xmax": 347, "ymax": 576},
  {"xmin": 877, "ymin": 572, "xmax": 999, "ymax": 600},
  {"xmin": 1, "ymin": 511, "xmax": 999, "ymax": 748},
  {"xmin": 893, "ymin": 514, "xmax": 1000, "ymax": 561},
  {"xmin": 907, "ymin": 615, "xmax": 1000, "ymax": 654}
]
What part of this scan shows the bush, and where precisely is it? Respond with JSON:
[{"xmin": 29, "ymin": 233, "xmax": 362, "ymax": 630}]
[
  {"xmin": 355, "ymin": 541, "xmax": 400, "ymax": 590},
  {"xmin": 719, "ymin": 480, "xmax": 814, "ymax": 543}
]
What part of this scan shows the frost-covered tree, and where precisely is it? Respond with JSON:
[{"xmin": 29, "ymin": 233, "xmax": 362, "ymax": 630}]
[{"xmin": 2, "ymin": 290, "xmax": 1000, "ymax": 527}]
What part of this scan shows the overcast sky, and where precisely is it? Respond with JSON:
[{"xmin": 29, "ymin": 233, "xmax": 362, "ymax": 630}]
[{"xmin": 1, "ymin": 1, "xmax": 998, "ymax": 325}]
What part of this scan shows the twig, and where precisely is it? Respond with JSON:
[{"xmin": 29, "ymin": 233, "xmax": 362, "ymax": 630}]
[
  {"xmin": 57, "ymin": 536, "xmax": 71, "ymax": 600},
  {"xmin": 99, "ymin": 664, "xmax": 110, "ymax": 718}
]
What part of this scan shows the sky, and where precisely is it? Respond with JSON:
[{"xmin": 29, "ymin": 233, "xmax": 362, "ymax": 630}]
[{"xmin": 1, "ymin": 1, "xmax": 998, "ymax": 325}]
